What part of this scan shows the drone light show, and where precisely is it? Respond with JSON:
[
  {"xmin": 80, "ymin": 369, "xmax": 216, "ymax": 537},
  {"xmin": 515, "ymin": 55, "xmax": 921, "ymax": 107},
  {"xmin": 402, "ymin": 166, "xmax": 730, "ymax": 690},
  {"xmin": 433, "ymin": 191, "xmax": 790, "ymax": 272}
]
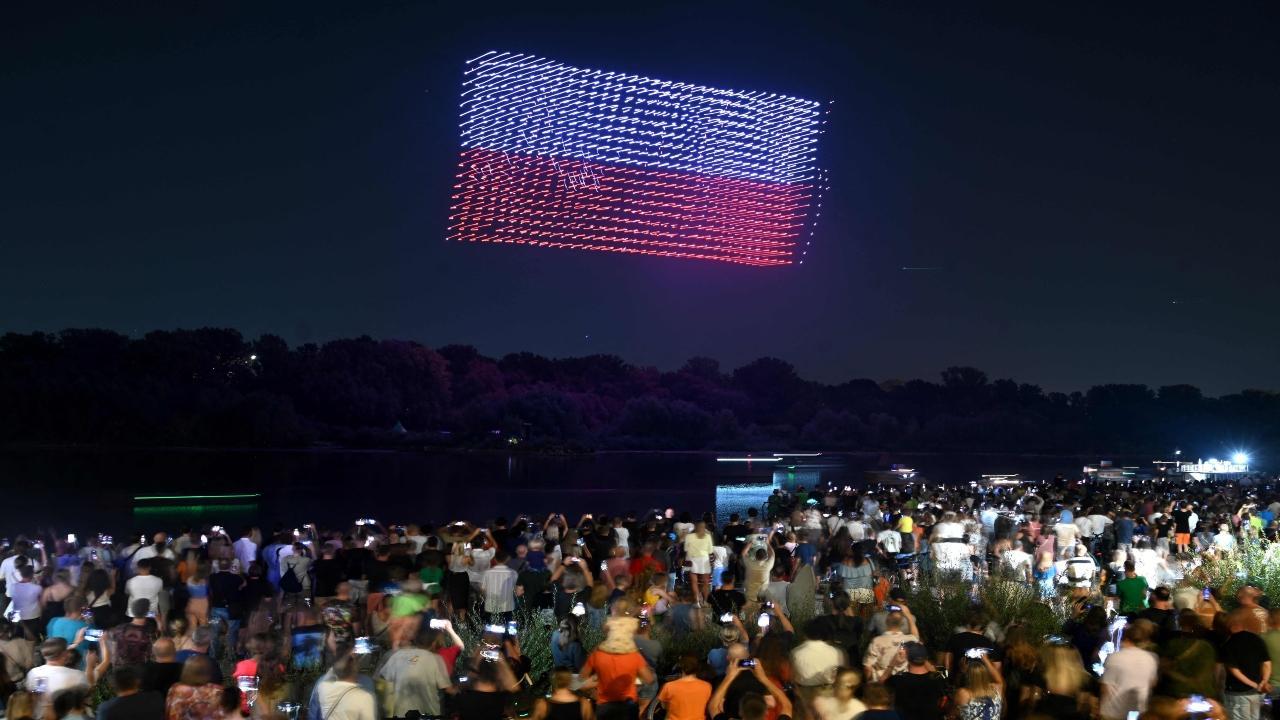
[{"xmin": 447, "ymin": 51, "xmax": 828, "ymax": 267}]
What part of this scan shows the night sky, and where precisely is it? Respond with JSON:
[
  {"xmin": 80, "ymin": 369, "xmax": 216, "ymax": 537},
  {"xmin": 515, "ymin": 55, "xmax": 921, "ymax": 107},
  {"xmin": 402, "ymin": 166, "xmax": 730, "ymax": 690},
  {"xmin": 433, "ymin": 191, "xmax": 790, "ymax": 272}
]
[{"xmin": 4, "ymin": 2, "xmax": 1278, "ymax": 395}]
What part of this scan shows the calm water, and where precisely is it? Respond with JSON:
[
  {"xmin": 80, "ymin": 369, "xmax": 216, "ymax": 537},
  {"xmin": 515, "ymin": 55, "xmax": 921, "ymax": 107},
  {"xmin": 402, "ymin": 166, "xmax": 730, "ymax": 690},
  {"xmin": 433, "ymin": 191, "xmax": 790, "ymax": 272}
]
[{"xmin": 0, "ymin": 448, "xmax": 1152, "ymax": 537}]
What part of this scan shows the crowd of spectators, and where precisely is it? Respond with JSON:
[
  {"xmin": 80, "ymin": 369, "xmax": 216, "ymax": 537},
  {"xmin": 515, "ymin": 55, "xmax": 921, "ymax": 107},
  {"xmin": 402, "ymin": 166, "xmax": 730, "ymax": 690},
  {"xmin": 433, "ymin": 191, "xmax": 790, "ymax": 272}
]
[{"xmin": 1, "ymin": 473, "xmax": 1279, "ymax": 720}]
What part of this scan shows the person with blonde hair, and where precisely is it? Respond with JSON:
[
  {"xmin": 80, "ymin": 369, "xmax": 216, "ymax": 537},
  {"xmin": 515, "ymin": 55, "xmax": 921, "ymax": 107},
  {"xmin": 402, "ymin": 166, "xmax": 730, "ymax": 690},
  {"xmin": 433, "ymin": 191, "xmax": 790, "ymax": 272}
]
[
  {"xmin": 953, "ymin": 651, "xmax": 1003, "ymax": 720},
  {"xmin": 1034, "ymin": 641, "xmax": 1093, "ymax": 720},
  {"xmin": 5, "ymin": 690, "xmax": 35, "ymax": 720}
]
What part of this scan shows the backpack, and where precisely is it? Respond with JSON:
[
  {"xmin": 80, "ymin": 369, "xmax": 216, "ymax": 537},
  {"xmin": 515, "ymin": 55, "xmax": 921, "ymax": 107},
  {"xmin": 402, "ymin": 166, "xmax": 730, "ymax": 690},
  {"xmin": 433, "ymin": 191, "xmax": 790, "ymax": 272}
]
[
  {"xmin": 279, "ymin": 551, "xmax": 304, "ymax": 594},
  {"xmin": 899, "ymin": 531, "xmax": 916, "ymax": 554}
]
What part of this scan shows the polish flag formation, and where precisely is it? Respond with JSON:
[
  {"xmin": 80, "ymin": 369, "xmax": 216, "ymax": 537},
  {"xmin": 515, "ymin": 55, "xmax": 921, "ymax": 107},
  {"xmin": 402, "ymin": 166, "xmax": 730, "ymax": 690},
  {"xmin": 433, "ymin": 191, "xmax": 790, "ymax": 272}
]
[{"xmin": 448, "ymin": 51, "xmax": 829, "ymax": 267}]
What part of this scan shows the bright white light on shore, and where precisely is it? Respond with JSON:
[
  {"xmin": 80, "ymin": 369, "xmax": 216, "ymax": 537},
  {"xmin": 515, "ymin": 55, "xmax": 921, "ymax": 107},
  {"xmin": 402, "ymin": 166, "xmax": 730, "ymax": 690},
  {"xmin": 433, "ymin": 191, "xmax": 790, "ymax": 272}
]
[
  {"xmin": 1232, "ymin": 452, "xmax": 1249, "ymax": 464},
  {"xmin": 250, "ymin": 354, "xmax": 257, "ymax": 360}
]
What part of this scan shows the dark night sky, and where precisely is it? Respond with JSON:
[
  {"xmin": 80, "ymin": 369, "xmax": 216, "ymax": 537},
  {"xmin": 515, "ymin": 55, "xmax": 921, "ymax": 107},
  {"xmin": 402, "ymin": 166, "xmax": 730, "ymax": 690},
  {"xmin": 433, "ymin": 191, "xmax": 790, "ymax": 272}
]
[{"xmin": 4, "ymin": 2, "xmax": 1278, "ymax": 395}]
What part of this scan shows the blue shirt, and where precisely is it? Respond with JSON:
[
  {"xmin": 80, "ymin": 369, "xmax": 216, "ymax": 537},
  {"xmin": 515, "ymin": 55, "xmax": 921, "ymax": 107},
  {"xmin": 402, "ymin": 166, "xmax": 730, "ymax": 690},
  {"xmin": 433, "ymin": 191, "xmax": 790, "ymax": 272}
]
[
  {"xmin": 1115, "ymin": 518, "xmax": 1135, "ymax": 544},
  {"xmin": 46, "ymin": 616, "xmax": 89, "ymax": 653},
  {"xmin": 707, "ymin": 647, "xmax": 729, "ymax": 676},
  {"xmin": 550, "ymin": 631, "xmax": 585, "ymax": 671},
  {"xmin": 796, "ymin": 542, "xmax": 817, "ymax": 566}
]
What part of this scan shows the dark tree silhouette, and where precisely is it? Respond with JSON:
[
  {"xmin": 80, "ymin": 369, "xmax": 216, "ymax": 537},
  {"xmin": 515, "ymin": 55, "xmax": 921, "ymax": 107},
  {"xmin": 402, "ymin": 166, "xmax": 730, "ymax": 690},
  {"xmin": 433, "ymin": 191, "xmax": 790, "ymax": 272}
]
[{"xmin": 0, "ymin": 328, "xmax": 1276, "ymax": 456}]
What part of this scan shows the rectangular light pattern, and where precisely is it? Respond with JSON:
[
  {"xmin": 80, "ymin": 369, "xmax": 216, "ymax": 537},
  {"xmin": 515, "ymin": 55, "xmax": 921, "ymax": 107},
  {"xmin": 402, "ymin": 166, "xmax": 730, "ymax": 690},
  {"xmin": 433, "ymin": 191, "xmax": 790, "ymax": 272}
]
[{"xmin": 448, "ymin": 51, "xmax": 828, "ymax": 266}]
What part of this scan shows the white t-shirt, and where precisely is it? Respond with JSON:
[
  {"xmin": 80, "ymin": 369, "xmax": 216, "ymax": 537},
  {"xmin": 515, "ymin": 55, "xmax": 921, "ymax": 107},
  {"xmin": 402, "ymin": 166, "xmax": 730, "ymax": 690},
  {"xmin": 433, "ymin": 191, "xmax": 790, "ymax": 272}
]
[
  {"xmin": 845, "ymin": 520, "xmax": 866, "ymax": 541},
  {"xmin": 711, "ymin": 545, "xmax": 729, "ymax": 569},
  {"xmin": 233, "ymin": 538, "xmax": 258, "ymax": 570},
  {"xmin": 466, "ymin": 547, "xmax": 495, "ymax": 584},
  {"xmin": 1088, "ymin": 515, "xmax": 1113, "ymax": 535},
  {"xmin": 9, "ymin": 581, "xmax": 42, "ymax": 620},
  {"xmin": 27, "ymin": 664, "xmax": 87, "ymax": 716},
  {"xmin": 813, "ymin": 695, "xmax": 867, "ymax": 720},
  {"xmin": 1100, "ymin": 646, "xmax": 1158, "ymax": 720},
  {"xmin": 130, "ymin": 545, "xmax": 175, "ymax": 570},
  {"xmin": 316, "ymin": 679, "xmax": 376, "ymax": 720},
  {"xmin": 1074, "ymin": 517, "xmax": 1095, "ymax": 538},
  {"xmin": 613, "ymin": 527, "xmax": 631, "ymax": 555},
  {"xmin": 125, "ymin": 574, "xmax": 163, "ymax": 616},
  {"xmin": 0, "ymin": 556, "xmax": 40, "ymax": 598},
  {"xmin": 1001, "ymin": 549, "xmax": 1033, "ymax": 576},
  {"xmin": 877, "ymin": 529, "xmax": 902, "ymax": 554},
  {"xmin": 377, "ymin": 648, "xmax": 451, "ymax": 717}
]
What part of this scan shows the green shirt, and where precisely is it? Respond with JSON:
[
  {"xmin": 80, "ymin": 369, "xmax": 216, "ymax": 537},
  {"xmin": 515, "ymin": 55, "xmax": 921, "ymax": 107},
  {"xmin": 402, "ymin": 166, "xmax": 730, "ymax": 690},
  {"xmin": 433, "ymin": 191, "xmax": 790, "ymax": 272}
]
[
  {"xmin": 1116, "ymin": 575, "xmax": 1149, "ymax": 613},
  {"xmin": 1263, "ymin": 629, "xmax": 1280, "ymax": 685},
  {"xmin": 418, "ymin": 566, "xmax": 444, "ymax": 591},
  {"xmin": 390, "ymin": 592, "xmax": 429, "ymax": 618},
  {"xmin": 1159, "ymin": 635, "xmax": 1218, "ymax": 699}
]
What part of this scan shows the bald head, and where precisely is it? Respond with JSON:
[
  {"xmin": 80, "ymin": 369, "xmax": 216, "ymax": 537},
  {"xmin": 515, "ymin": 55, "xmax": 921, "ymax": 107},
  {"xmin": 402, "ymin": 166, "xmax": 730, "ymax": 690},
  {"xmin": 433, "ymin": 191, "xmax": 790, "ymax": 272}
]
[{"xmin": 152, "ymin": 637, "xmax": 176, "ymax": 661}]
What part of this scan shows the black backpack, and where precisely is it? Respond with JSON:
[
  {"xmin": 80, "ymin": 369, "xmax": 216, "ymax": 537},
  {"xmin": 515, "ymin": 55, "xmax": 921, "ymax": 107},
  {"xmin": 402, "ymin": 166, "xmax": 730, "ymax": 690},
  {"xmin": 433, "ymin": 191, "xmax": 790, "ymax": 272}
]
[{"xmin": 279, "ymin": 551, "xmax": 304, "ymax": 593}]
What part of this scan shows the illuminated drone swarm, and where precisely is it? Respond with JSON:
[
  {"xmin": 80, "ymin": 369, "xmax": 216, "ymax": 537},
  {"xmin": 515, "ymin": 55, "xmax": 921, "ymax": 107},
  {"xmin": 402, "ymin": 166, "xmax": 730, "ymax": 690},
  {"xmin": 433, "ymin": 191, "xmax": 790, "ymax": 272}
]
[{"xmin": 448, "ymin": 51, "xmax": 828, "ymax": 266}]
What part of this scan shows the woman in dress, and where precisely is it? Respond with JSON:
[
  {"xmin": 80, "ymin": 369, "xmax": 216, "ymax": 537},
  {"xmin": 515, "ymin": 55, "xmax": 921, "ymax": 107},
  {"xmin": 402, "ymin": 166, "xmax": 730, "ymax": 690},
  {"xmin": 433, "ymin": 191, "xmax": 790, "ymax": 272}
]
[
  {"xmin": 952, "ymin": 651, "xmax": 1003, "ymax": 720},
  {"xmin": 682, "ymin": 520, "xmax": 713, "ymax": 607},
  {"xmin": 930, "ymin": 512, "xmax": 972, "ymax": 579},
  {"xmin": 835, "ymin": 547, "xmax": 876, "ymax": 615}
]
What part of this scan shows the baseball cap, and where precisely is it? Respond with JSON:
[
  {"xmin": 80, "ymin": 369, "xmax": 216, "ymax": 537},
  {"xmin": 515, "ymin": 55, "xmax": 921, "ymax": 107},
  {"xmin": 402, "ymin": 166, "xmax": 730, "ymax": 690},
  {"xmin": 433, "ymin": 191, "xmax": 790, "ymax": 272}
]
[{"xmin": 904, "ymin": 641, "xmax": 929, "ymax": 665}]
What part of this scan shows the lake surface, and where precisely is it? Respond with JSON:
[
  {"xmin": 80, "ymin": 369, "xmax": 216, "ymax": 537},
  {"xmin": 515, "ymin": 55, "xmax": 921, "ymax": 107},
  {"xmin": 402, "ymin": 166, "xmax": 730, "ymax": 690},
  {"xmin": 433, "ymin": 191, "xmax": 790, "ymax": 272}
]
[{"xmin": 0, "ymin": 448, "xmax": 1151, "ymax": 537}]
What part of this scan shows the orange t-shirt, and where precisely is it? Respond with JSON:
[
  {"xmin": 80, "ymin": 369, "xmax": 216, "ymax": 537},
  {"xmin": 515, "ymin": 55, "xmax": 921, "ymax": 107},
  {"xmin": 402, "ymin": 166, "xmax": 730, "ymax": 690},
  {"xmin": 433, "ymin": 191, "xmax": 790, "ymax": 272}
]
[
  {"xmin": 657, "ymin": 675, "xmax": 713, "ymax": 720},
  {"xmin": 582, "ymin": 650, "xmax": 647, "ymax": 703}
]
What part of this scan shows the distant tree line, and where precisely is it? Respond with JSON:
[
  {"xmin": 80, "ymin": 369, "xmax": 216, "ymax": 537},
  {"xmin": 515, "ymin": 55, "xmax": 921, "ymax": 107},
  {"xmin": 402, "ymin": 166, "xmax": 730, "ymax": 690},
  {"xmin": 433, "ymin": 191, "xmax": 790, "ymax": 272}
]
[{"xmin": 0, "ymin": 328, "xmax": 1275, "ymax": 457}]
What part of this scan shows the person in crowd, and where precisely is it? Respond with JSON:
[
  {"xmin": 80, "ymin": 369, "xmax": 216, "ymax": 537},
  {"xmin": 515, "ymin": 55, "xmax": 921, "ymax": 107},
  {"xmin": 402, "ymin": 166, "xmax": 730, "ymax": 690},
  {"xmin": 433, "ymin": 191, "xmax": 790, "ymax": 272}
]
[
  {"xmin": 864, "ymin": 609, "xmax": 919, "ymax": 682},
  {"xmin": 942, "ymin": 607, "xmax": 1000, "ymax": 685},
  {"xmin": 683, "ymin": 520, "xmax": 714, "ymax": 607},
  {"xmin": 952, "ymin": 650, "xmax": 1004, "ymax": 720},
  {"xmin": 552, "ymin": 616, "xmax": 586, "ymax": 672},
  {"xmin": 163, "ymin": 655, "xmax": 223, "ymax": 720},
  {"xmin": 657, "ymin": 652, "xmax": 713, "ymax": 720},
  {"xmin": 531, "ymin": 668, "xmax": 595, "ymax": 720},
  {"xmin": 97, "ymin": 665, "xmax": 165, "ymax": 720},
  {"xmin": 375, "ymin": 625, "xmax": 457, "ymax": 718},
  {"xmin": 1220, "ymin": 608, "xmax": 1271, "ymax": 720},
  {"xmin": 110, "ymin": 598, "xmax": 159, "ymax": 668},
  {"xmin": 1100, "ymin": 618, "xmax": 1158, "ymax": 720},
  {"xmin": 25, "ymin": 638, "xmax": 87, "ymax": 718},
  {"xmin": 860, "ymin": 683, "xmax": 902, "ymax": 720},
  {"xmin": 1115, "ymin": 560, "xmax": 1149, "ymax": 615},
  {"xmin": 50, "ymin": 685, "xmax": 92, "ymax": 720},
  {"xmin": 579, "ymin": 612, "xmax": 655, "ymax": 718},
  {"xmin": 313, "ymin": 653, "xmax": 376, "ymax": 720},
  {"xmin": 709, "ymin": 660, "xmax": 793, "ymax": 720},
  {"xmin": 886, "ymin": 642, "xmax": 945, "ymax": 720},
  {"xmin": 142, "ymin": 637, "xmax": 184, "ymax": 697},
  {"xmin": 1157, "ymin": 610, "xmax": 1218, "ymax": 700},
  {"xmin": 812, "ymin": 666, "xmax": 866, "ymax": 720}
]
